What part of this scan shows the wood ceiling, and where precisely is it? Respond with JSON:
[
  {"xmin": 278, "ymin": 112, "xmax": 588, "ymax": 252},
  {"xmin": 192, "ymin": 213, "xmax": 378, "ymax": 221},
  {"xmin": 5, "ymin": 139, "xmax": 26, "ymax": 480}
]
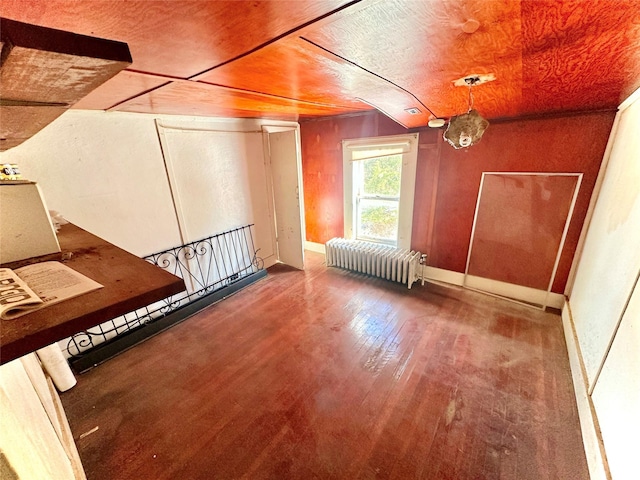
[{"xmin": 2, "ymin": 0, "xmax": 639, "ymax": 129}]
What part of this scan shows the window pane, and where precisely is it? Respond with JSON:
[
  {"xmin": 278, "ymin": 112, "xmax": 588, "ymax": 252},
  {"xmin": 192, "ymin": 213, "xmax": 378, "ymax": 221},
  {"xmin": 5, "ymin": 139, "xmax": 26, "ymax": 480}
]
[
  {"xmin": 362, "ymin": 155, "xmax": 402, "ymax": 197},
  {"xmin": 357, "ymin": 198, "xmax": 399, "ymax": 243}
]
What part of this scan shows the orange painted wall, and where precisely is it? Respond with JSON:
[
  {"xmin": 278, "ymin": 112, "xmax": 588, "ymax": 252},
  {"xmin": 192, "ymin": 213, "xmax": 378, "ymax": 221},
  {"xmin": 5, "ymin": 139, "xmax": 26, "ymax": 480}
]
[
  {"xmin": 300, "ymin": 112, "xmax": 405, "ymax": 243},
  {"xmin": 299, "ymin": 110, "xmax": 615, "ymax": 293}
]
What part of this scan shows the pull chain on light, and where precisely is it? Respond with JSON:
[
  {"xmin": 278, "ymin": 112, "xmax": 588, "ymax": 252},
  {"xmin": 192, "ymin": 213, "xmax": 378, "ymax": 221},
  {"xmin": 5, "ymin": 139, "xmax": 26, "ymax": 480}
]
[{"xmin": 467, "ymin": 84, "xmax": 475, "ymax": 113}]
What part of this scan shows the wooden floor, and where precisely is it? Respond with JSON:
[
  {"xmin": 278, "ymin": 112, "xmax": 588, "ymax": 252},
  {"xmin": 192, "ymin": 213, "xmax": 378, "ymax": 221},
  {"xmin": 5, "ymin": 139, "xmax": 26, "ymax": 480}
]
[{"xmin": 62, "ymin": 252, "xmax": 588, "ymax": 480}]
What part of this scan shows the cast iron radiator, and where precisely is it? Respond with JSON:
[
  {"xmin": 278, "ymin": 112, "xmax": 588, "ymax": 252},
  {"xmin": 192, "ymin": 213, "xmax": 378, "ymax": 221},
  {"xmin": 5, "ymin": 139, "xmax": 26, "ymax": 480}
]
[{"xmin": 325, "ymin": 238, "xmax": 423, "ymax": 289}]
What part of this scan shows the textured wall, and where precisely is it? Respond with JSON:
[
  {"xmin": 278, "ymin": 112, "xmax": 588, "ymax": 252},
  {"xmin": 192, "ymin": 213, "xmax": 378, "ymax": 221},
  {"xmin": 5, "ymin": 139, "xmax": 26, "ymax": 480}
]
[
  {"xmin": 1, "ymin": 110, "xmax": 181, "ymax": 256},
  {"xmin": 569, "ymin": 91, "xmax": 640, "ymax": 480},
  {"xmin": 570, "ymin": 94, "xmax": 640, "ymax": 385},
  {"xmin": 300, "ymin": 110, "xmax": 615, "ymax": 293}
]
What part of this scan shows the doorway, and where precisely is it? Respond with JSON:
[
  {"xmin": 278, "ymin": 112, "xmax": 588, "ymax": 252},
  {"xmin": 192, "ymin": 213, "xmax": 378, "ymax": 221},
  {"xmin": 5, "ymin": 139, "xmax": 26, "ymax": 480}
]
[{"xmin": 263, "ymin": 126, "xmax": 306, "ymax": 270}]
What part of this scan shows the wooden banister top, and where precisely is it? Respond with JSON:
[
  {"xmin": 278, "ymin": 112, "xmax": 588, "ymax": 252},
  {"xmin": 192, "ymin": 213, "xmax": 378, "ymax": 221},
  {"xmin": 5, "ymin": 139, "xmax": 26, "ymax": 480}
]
[{"xmin": 0, "ymin": 223, "xmax": 185, "ymax": 364}]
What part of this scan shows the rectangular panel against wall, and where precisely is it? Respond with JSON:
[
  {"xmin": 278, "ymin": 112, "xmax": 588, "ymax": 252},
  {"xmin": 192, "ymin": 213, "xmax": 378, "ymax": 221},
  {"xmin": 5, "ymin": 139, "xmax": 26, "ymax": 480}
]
[{"xmin": 465, "ymin": 173, "xmax": 581, "ymax": 308}]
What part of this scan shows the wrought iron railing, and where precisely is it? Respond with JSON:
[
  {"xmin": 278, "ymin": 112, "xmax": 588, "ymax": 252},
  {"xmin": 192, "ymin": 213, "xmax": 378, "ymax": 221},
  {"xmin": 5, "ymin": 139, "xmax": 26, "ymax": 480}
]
[{"xmin": 64, "ymin": 224, "xmax": 264, "ymax": 360}]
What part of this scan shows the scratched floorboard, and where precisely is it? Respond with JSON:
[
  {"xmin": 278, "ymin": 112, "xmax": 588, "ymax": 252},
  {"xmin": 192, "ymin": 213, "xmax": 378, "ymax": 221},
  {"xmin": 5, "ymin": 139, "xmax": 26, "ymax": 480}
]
[{"xmin": 61, "ymin": 251, "xmax": 588, "ymax": 480}]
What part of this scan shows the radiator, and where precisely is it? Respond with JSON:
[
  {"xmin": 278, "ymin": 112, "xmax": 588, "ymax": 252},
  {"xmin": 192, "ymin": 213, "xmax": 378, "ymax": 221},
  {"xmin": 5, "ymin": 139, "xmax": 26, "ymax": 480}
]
[{"xmin": 325, "ymin": 238, "xmax": 423, "ymax": 289}]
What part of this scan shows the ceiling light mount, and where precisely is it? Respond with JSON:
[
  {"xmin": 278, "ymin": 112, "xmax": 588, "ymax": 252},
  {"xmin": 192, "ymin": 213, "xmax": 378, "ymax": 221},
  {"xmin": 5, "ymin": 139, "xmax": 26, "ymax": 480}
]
[
  {"xmin": 453, "ymin": 73, "xmax": 496, "ymax": 87},
  {"xmin": 464, "ymin": 76, "xmax": 481, "ymax": 86},
  {"xmin": 462, "ymin": 19, "xmax": 480, "ymax": 34}
]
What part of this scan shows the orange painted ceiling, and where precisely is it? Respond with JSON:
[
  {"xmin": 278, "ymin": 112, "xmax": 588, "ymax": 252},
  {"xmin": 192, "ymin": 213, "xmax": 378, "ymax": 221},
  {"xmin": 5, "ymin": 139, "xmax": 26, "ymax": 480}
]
[{"xmin": 2, "ymin": 0, "xmax": 639, "ymax": 128}]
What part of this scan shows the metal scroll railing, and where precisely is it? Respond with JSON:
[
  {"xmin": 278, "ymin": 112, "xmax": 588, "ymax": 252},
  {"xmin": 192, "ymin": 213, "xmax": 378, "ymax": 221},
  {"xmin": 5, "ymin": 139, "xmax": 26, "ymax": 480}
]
[{"xmin": 64, "ymin": 224, "xmax": 264, "ymax": 363}]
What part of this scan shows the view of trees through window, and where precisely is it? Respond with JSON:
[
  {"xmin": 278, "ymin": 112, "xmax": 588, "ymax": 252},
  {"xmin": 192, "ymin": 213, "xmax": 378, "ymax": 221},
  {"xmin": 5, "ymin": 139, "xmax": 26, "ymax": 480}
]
[{"xmin": 356, "ymin": 154, "xmax": 402, "ymax": 244}]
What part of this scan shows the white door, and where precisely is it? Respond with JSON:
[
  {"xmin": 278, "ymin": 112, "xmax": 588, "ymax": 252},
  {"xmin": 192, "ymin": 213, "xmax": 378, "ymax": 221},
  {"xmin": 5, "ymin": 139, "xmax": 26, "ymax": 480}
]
[{"xmin": 267, "ymin": 129, "xmax": 305, "ymax": 269}]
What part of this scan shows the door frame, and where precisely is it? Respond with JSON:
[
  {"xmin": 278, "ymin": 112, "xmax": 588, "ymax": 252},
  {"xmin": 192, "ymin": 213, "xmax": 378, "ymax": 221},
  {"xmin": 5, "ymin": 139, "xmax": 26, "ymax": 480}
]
[{"xmin": 262, "ymin": 125, "xmax": 306, "ymax": 269}]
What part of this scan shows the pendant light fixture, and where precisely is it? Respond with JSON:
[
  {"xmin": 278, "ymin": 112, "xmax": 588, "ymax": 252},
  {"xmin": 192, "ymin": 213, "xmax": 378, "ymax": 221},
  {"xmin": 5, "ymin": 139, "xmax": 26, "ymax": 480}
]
[{"xmin": 444, "ymin": 76, "xmax": 491, "ymax": 149}]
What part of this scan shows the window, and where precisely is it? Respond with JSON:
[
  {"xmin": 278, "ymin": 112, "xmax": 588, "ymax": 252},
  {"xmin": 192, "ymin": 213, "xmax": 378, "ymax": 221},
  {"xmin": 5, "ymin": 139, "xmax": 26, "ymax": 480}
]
[
  {"xmin": 354, "ymin": 154, "xmax": 402, "ymax": 244},
  {"xmin": 343, "ymin": 134, "xmax": 418, "ymax": 249}
]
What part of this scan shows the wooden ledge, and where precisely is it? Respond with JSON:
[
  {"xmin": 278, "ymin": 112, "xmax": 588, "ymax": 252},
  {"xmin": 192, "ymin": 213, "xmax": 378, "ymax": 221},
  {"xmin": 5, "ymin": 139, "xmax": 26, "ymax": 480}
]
[{"xmin": 0, "ymin": 224, "xmax": 185, "ymax": 364}]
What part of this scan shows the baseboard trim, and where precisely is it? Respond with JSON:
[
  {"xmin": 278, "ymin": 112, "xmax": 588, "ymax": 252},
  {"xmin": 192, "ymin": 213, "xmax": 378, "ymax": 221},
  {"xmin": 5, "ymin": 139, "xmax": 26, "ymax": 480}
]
[
  {"xmin": 305, "ymin": 241, "xmax": 326, "ymax": 254},
  {"xmin": 465, "ymin": 275, "xmax": 566, "ymax": 309},
  {"xmin": 420, "ymin": 267, "xmax": 565, "ymax": 309},
  {"xmin": 562, "ymin": 302, "xmax": 609, "ymax": 480},
  {"xmin": 422, "ymin": 266, "xmax": 465, "ymax": 286},
  {"xmin": 263, "ymin": 255, "xmax": 278, "ymax": 269}
]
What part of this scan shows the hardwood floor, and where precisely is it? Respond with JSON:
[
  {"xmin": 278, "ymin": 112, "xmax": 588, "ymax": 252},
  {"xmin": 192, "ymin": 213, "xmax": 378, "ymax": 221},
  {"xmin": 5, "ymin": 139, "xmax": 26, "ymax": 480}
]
[{"xmin": 61, "ymin": 251, "xmax": 588, "ymax": 479}]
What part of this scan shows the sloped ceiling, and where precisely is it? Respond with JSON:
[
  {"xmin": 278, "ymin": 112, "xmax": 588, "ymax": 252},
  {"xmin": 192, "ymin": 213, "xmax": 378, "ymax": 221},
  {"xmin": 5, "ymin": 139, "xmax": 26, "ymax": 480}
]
[{"xmin": 2, "ymin": 0, "xmax": 639, "ymax": 128}]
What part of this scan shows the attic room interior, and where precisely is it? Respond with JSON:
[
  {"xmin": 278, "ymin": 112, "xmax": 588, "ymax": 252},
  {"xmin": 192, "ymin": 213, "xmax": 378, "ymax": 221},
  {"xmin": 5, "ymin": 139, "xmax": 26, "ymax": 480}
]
[{"xmin": 0, "ymin": 1, "xmax": 638, "ymax": 479}]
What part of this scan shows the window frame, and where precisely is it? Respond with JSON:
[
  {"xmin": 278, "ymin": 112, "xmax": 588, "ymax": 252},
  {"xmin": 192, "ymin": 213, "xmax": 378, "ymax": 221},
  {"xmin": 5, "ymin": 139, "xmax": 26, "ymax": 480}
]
[{"xmin": 342, "ymin": 133, "xmax": 419, "ymax": 250}]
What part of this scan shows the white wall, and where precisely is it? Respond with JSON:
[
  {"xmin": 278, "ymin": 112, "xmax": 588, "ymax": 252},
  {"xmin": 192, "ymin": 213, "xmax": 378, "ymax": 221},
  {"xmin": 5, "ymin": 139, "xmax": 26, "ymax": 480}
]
[
  {"xmin": 569, "ymin": 94, "xmax": 640, "ymax": 386},
  {"xmin": 157, "ymin": 119, "xmax": 276, "ymax": 266},
  {"xmin": 565, "ymin": 89, "xmax": 640, "ymax": 480},
  {"xmin": 0, "ymin": 110, "xmax": 296, "ymax": 266},
  {"xmin": 591, "ymin": 281, "xmax": 640, "ymax": 480},
  {"xmin": 1, "ymin": 110, "xmax": 180, "ymax": 256}
]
